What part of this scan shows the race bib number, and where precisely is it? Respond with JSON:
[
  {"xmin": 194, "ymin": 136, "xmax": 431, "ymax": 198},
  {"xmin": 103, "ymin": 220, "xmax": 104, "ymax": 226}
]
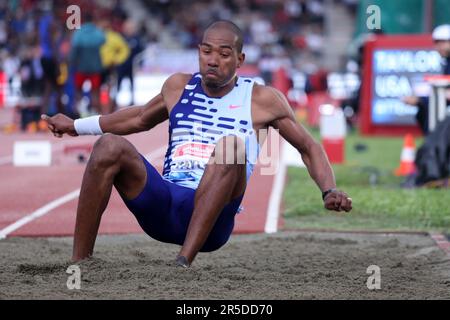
[
  {"xmin": 173, "ymin": 142, "xmax": 215, "ymax": 159},
  {"xmin": 170, "ymin": 142, "xmax": 215, "ymax": 172}
]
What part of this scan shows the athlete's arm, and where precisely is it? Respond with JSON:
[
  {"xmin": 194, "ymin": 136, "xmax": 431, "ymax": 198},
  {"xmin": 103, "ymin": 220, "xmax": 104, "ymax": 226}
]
[
  {"xmin": 42, "ymin": 73, "xmax": 188, "ymax": 137},
  {"xmin": 259, "ymin": 86, "xmax": 352, "ymax": 212},
  {"xmin": 98, "ymin": 93, "xmax": 168, "ymax": 135}
]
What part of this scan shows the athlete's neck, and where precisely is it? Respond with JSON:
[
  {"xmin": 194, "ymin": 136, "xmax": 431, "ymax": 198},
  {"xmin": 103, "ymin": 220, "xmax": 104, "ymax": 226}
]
[{"xmin": 201, "ymin": 76, "xmax": 237, "ymax": 98}]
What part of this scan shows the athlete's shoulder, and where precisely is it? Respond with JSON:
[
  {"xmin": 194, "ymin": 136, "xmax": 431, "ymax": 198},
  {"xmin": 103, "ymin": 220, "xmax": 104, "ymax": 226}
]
[
  {"xmin": 251, "ymin": 83, "xmax": 292, "ymax": 119},
  {"xmin": 162, "ymin": 73, "xmax": 193, "ymax": 92},
  {"xmin": 252, "ymin": 83, "xmax": 286, "ymax": 107}
]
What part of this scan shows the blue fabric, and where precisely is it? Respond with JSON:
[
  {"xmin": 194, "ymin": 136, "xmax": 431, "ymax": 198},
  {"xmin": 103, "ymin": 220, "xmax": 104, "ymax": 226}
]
[
  {"xmin": 443, "ymin": 56, "xmax": 450, "ymax": 75},
  {"xmin": 121, "ymin": 155, "xmax": 244, "ymax": 252},
  {"xmin": 416, "ymin": 56, "xmax": 450, "ymax": 134},
  {"xmin": 39, "ymin": 14, "xmax": 53, "ymax": 58}
]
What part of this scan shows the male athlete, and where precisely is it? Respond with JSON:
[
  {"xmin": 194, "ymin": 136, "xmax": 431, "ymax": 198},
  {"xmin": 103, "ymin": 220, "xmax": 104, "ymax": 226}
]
[{"xmin": 42, "ymin": 21, "xmax": 352, "ymax": 268}]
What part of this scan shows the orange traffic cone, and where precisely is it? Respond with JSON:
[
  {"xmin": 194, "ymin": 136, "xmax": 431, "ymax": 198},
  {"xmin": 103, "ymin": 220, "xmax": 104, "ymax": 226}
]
[
  {"xmin": 3, "ymin": 123, "xmax": 18, "ymax": 134},
  {"xmin": 26, "ymin": 121, "xmax": 38, "ymax": 133},
  {"xmin": 395, "ymin": 134, "xmax": 416, "ymax": 176}
]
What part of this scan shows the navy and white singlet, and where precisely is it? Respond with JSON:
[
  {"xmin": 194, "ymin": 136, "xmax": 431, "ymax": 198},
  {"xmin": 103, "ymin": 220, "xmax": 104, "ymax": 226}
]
[{"xmin": 121, "ymin": 73, "xmax": 260, "ymax": 252}]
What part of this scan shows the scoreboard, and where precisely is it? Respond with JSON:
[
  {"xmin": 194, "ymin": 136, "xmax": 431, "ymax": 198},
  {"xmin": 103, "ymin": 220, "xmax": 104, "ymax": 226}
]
[{"xmin": 360, "ymin": 35, "xmax": 441, "ymax": 135}]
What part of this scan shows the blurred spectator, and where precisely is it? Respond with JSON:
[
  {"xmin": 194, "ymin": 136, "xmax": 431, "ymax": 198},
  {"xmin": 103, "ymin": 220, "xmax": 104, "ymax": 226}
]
[
  {"xmin": 17, "ymin": 41, "xmax": 44, "ymax": 131},
  {"xmin": 117, "ymin": 19, "xmax": 144, "ymax": 106},
  {"xmin": 70, "ymin": 12, "xmax": 105, "ymax": 116},
  {"xmin": 98, "ymin": 18, "xmax": 130, "ymax": 113},
  {"xmin": 38, "ymin": 6, "xmax": 64, "ymax": 116},
  {"xmin": 342, "ymin": 28, "xmax": 384, "ymax": 128},
  {"xmin": 10, "ymin": 8, "xmax": 27, "ymax": 35},
  {"xmin": 0, "ymin": 20, "xmax": 7, "ymax": 49},
  {"xmin": 403, "ymin": 24, "xmax": 450, "ymax": 135},
  {"xmin": 2, "ymin": 49, "xmax": 20, "ymax": 87},
  {"xmin": 19, "ymin": 42, "xmax": 44, "ymax": 98}
]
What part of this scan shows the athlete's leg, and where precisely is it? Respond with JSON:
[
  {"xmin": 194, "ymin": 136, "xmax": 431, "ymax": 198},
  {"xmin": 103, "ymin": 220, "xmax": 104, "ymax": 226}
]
[
  {"xmin": 177, "ymin": 135, "xmax": 247, "ymax": 266},
  {"xmin": 72, "ymin": 134, "xmax": 147, "ymax": 261}
]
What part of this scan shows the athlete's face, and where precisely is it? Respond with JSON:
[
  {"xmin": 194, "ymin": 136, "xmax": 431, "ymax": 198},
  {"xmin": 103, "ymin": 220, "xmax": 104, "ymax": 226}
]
[{"xmin": 198, "ymin": 28, "xmax": 245, "ymax": 89}]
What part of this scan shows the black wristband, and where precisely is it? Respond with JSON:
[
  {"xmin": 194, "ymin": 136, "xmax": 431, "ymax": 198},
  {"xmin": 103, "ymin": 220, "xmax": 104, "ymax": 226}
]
[{"xmin": 322, "ymin": 188, "xmax": 336, "ymax": 200}]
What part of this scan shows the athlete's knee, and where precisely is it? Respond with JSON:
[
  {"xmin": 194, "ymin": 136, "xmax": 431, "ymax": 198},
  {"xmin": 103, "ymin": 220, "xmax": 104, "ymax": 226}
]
[
  {"xmin": 90, "ymin": 134, "xmax": 127, "ymax": 168},
  {"xmin": 211, "ymin": 135, "xmax": 246, "ymax": 167}
]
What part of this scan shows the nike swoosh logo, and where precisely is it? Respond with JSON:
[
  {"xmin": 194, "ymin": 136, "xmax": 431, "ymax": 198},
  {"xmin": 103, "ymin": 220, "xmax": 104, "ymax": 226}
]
[{"xmin": 229, "ymin": 105, "xmax": 241, "ymax": 109}]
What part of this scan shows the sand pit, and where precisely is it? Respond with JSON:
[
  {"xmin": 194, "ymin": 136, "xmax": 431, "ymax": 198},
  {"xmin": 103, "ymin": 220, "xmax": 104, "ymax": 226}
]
[{"xmin": 1, "ymin": 231, "xmax": 449, "ymax": 299}]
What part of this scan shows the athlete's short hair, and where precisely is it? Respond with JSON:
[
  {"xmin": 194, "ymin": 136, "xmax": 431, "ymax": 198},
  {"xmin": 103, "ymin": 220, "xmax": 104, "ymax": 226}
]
[{"xmin": 204, "ymin": 20, "xmax": 244, "ymax": 53}]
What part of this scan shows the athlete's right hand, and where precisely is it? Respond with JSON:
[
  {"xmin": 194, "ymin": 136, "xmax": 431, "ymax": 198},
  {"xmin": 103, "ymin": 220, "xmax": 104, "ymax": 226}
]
[{"xmin": 41, "ymin": 114, "xmax": 78, "ymax": 138}]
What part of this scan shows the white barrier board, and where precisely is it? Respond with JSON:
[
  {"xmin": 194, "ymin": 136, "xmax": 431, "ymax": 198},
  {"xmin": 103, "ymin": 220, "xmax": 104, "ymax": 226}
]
[{"xmin": 13, "ymin": 141, "xmax": 52, "ymax": 166}]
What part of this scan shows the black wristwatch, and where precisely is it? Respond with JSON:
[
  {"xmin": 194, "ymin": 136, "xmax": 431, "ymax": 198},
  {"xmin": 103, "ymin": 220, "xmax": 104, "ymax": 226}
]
[{"xmin": 322, "ymin": 188, "xmax": 336, "ymax": 200}]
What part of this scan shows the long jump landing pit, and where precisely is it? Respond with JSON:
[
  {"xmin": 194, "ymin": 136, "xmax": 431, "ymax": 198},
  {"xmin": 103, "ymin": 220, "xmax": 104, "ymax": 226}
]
[{"xmin": 0, "ymin": 231, "xmax": 449, "ymax": 299}]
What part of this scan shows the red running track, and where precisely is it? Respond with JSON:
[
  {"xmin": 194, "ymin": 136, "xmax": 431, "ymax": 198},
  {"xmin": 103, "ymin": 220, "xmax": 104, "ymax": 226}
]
[{"xmin": 0, "ymin": 119, "xmax": 283, "ymax": 239}]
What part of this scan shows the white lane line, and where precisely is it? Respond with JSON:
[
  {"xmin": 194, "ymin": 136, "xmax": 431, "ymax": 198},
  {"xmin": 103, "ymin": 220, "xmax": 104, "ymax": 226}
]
[
  {"xmin": 0, "ymin": 190, "xmax": 80, "ymax": 239},
  {"xmin": 264, "ymin": 139, "xmax": 287, "ymax": 234},
  {"xmin": 264, "ymin": 139, "xmax": 307, "ymax": 233},
  {"xmin": 0, "ymin": 145, "xmax": 167, "ymax": 239}
]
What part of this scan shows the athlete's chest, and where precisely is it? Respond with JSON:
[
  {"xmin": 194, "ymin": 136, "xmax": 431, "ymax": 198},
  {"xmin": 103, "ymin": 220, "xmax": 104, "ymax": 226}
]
[{"xmin": 169, "ymin": 83, "xmax": 252, "ymax": 128}]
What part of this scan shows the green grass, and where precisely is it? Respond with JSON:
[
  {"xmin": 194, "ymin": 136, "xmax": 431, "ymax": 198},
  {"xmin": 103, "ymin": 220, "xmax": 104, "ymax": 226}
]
[{"xmin": 283, "ymin": 128, "xmax": 450, "ymax": 233}]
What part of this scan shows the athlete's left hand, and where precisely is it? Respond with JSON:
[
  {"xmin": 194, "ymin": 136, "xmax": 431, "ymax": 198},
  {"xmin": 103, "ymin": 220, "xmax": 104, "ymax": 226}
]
[{"xmin": 324, "ymin": 190, "xmax": 352, "ymax": 212}]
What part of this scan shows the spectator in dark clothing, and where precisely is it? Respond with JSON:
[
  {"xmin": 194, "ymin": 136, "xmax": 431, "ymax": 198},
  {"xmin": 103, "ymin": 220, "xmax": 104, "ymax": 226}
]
[
  {"xmin": 117, "ymin": 20, "xmax": 143, "ymax": 106},
  {"xmin": 403, "ymin": 24, "xmax": 450, "ymax": 135},
  {"xmin": 18, "ymin": 43, "xmax": 45, "ymax": 131},
  {"xmin": 20, "ymin": 45, "xmax": 44, "ymax": 97},
  {"xmin": 39, "ymin": 9, "xmax": 64, "ymax": 116}
]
